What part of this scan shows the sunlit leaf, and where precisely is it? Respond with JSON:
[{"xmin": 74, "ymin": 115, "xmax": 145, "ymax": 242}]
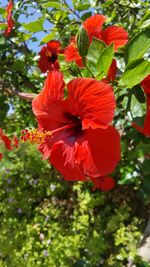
[
  {"xmin": 42, "ymin": 2, "xmax": 61, "ymax": 9},
  {"xmin": 87, "ymin": 38, "xmax": 106, "ymax": 66},
  {"xmin": 96, "ymin": 44, "xmax": 114, "ymax": 80},
  {"xmin": 77, "ymin": 26, "xmax": 89, "ymax": 57},
  {"xmin": 119, "ymin": 59, "xmax": 150, "ymax": 88},
  {"xmin": 125, "ymin": 28, "xmax": 150, "ymax": 63},
  {"xmin": 22, "ymin": 17, "xmax": 44, "ymax": 32}
]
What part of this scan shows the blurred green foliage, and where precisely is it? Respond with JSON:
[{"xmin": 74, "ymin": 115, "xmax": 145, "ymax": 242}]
[{"xmin": 0, "ymin": 144, "xmax": 149, "ymax": 267}]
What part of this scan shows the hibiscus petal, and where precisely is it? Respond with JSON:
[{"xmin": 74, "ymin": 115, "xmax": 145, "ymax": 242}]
[
  {"xmin": 65, "ymin": 39, "xmax": 83, "ymax": 67},
  {"xmin": 91, "ymin": 176, "xmax": 115, "ymax": 191},
  {"xmin": 50, "ymin": 140, "xmax": 86, "ymax": 181},
  {"xmin": 0, "ymin": 153, "xmax": 2, "ymax": 161},
  {"xmin": 6, "ymin": 1, "xmax": 13, "ymax": 13},
  {"xmin": 107, "ymin": 59, "xmax": 117, "ymax": 82},
  {"xmin": 67, "ymin": 78, "xmax": 116, "ymax": 130},
  {"xmin": 47, "ymin": 40, "xmax": 61, "ymax": 53},
  {"xmin": 101, "ymin": 26, "xmax": 128, "ymax": 51},
  {"xmin": 141, "ymin": 74, "xmax": 150, "ymax": 95},
  {"xmin": 83, "ymin": 14, "xmax": 106, "ymax": 42},
  {"xmin": 32, "ymin": 71, "xmax": 67, "ymax": 131},
  {"xmin": 74, "ymin": 126, "xmax": 121, "ymax": 177}
]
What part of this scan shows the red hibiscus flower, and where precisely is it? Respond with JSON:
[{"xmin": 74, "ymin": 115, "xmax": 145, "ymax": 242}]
[
  {"xmin": 133, "ymin": 75, "xmax": 150, "ymax": 137},
  {"xmin": 22, "ymin": 71, "xmax": 120, "ymax": 189},
  {"xmin": 4, "ymin": 1, "xmax": 14, "ymax": 37},
  {"xmin": 38, "ymin": 41, "xmax": 64, "ymax": 73},
  {"xmin": 65, "ymin": 14, "xmax": 128, "ymax": 72},
  {"xmin": 0, "ymin": 128, "xmax": 12, "ymax": 150}
]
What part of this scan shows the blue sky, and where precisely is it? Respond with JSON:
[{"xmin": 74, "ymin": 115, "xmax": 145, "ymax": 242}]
[{"xmin": 1, "ymin": 0, "xmax": 79, "ymax": 52}]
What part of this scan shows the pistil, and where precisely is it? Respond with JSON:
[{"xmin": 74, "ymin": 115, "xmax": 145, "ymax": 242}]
[{"xmin": 21, "ymin": 122, "xmax": 77, "ymax": 145}]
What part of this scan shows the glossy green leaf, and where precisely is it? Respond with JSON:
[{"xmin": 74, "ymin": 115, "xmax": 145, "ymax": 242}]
[
  {"xmin": 22, "ymin": 33, "xmax": 32, "ymax": 41},
  {"xmin": 42, "ymin": 33, "xmax": 55, "ymax": 43},
  {"xmin": 119, "ymin": 59, "xmax": 150, "ymax": 88},
  {"xmin": 139, "ymin": 10, "xmax": 150, "ymax": 28},
  {"xmin": 0, "ymin": 8, "xmax": 6, "ymax": 16},
  {"xmin": 125, "ymin": 28, "xmax": 150, "ymax": 63},
  {"xmin": 0, "ymin": 23, "xmax": 7, "ymax": 31},
  {"xmin": 77, "ymin": 26, "xmax": 89, "ymax": 57},
  {"xmin": 22, "ymin": 17, "xmax": 44, "ymax": 32},
  {"xmin": 43, "ymin": 2, "xmax": 60, "ymax": 8},
  {"xmin": 87, "ymin": 38, "xmax": 106, "ymax": 66},
  {"xmin": 96, "ymin": 44, "xmax": 114, "ymax": 80},
  {"xmin": 76, "ymin": 4, "xmax": 91, "ymax": 11}
]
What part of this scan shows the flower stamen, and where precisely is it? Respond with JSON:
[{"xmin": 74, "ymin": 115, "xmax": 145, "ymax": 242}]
[{"xmin": 21, "ymin": 129, "xmax": 52, "ymax": 144}]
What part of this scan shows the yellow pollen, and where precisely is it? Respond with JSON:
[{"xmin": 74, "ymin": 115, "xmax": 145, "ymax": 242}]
[
  {"xmin": 21, "ymin": 129, "xmax": 52, "ymax": 144},
  {"xmin": 46, "ymin": 50, "xmax": 52, "ymax": 57}
]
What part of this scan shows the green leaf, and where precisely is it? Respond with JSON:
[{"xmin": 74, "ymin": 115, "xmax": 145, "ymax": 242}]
[
  {"xmin": 125, "ymin": 28, "xmax": 150, "ymax": 64},
  {"xmin": 43, "ymin": 2, "xmax": 60, "ymax": 8},
  {"xmin": 76, "ymin": 4, "xmax": 91, "ymax": 11},
  {"xmin": 22, "ymin": 33, "xmax": 32, "ymax": 41},
  {"xmin": 0, "ymin": 23, "xmax": 7, "ymax": 31},
  {"xmin": 96, "ymin": 44, "xmax": 114, "ymax": 80},
  {"xmin": 41, "ymin": 33, "xmax": 55, "ymax": 43},
  {"xmin": 0, "ymin": 36, "xmax": 5, "ymax": 45},
  {"xmin": 81, "ymin": 12, "xmax": 92, "ymax": 21},
  {"xmin": 22, "ymin": 17, "xmax": 44, "ymax": 32},
  {"xmin": 139, "ymin": 10, "xmax": 150, "ymax": 29},
  {"xmin": 77, "ymin": 26, "xmax": 89, "ymax": 57},
  {"xmin": 133, "ymin": 85, "xmax": 146, "ymax": 103},
  {"xmin": 140, "ymin": 19, "xmax": 150, "ymax": 29},
  {"xmin": 87, "ymin": 38, "xmax": 106, "ymax": 67},
  {"xmin": 0, "ymin": 8, "xmax": 6, "ymax": 16},
  {"xmin": 119, "ymin": 59, "xmax": 150, "ymax": 88}
]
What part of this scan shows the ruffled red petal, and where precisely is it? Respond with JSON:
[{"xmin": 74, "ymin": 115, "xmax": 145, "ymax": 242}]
[
  {"xmin": 67, "ymin": 78, "xmax": 116, "ymax": 130},
  {"xmin": 83, "ymin": 14, "xmax": 106, "ymax": 42},
  {"xmin": 101, "ymin": 26, "xmax": 128, "ymax": 51},
  {"xmin": 4, "ymin": 15, "xmax": 14, "ymax": 36},
  {"xmin": 49, "ymin": 126, "xmax": 120, "ymax": 181},
  {"xmin": 6, "ymin": 1, "xmax": 13, "ymax": 13},
  {"xmin": 107, "ymin": 59, "xmax": 117, "ymax": 82},
  {"xmin": 47, "ymin": 40, "xmax": 61, "ymax": 53},
  {"xmin": 91, "ymin": 176, "xmax": 115, "ymax": 191},
  {"xmin": 141, "ymin": 75, "xmax": 150, "ymax": 95},
  {"xmin": 4, "ymin": 1, "xmax": 14, "ymax": 36},
  {"xmin": 74, "ymin": 126, "xmax": 120, "ymax": 177},
  {"xmin": 65, "ymin": 39, "xmax": 83, "ymax": 67},
  {"xmin": 32, "ymin": 71, "xmax": 66, "ymax": 131},
  {"xmin": 50, "ymin": 140, "xmax": 86, "ymax": 181}
]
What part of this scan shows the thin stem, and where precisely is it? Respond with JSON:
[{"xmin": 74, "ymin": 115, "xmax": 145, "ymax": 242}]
[{"xmin": 62, "ymin": 0, "xmax": 81, "ymax": 21}]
